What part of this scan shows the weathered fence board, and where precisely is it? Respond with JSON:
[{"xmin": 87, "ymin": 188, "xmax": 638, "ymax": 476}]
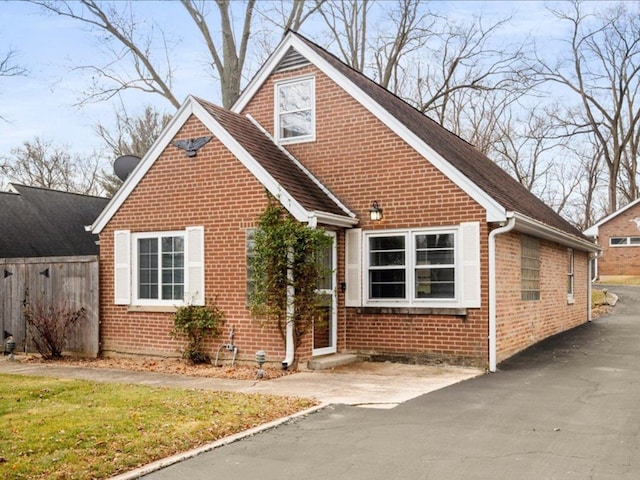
[{"xmin": 1, "ymin": 256, "xmax": 99, "ymax": 357}]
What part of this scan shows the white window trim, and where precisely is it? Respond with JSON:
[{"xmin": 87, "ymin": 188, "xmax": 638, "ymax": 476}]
[
  {"xmin": 363, "ymin": 227, "xmax": 461, "ymax": 308},
  {"xmin": 131, "ymin": 230, "xmax": 188, "ymax": 307},
  {"xmin": 274, "ymin": 75, "xmax": 315, "ymax": 144},
  {"xmin": 567, "ymin": 248, "xmax": 575, "ymax": 305},
  {"xmin": 609, "ymin": 236, "xmax": 640, "ymax": 247}
]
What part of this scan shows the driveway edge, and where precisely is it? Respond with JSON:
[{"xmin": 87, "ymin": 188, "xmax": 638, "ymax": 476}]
[{"xmin": 108, "ymin": 403, "xmax": 327, "ymax": 480}]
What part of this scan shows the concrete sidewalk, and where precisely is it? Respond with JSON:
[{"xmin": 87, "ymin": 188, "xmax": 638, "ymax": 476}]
[{"xmin": 0, "ymin": 357, "xmax": 482, "ymax": 409}]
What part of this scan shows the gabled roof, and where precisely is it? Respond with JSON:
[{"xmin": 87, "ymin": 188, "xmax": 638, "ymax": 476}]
[
  {"xmin": 234, "ymin": 31, "xmax": 597, "ymax": 252},
  {"xmin": 90, "ymin": 95, "xmax": 356, "ymax": 234},
  {"xmin": 584, "ymin": 197, "xmax": 640, "ymax": 237},
  {"xmin": 0, "ymin": 184, "xmax": 108, "ymax": 258}
]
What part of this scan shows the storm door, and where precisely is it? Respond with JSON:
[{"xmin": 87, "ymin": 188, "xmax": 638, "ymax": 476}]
[{"xmin": 312, "ymin": 231, "xmax": 337, "ymax": 356}]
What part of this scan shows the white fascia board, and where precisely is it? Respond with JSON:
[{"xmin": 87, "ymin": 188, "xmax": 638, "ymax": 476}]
[
  {"xmin": 583, "ymin": 197, "xmax": 640, "ymax": 238},
  {"xmin": 90, "ymin": 96, "xmax": 200, "ymax": 234},
  {"xmin": 512, "ymin": 212, "xmax": 601, "ymax": 253},
  {"xmin": 189, "ymin": 101, "xmax": 310, "ymax": 223},
  {"xmin": 232, "ymin": 34, "xmax": 297, "ymax": 113},
  {"xmin": 241, "ymin": 35, "xmax": 507, "ymax": 223}
]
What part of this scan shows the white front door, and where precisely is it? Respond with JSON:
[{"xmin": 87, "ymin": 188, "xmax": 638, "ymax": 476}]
[{"xmin": 313, "ymin": 231, "xmax": 337, "ymax": 356}]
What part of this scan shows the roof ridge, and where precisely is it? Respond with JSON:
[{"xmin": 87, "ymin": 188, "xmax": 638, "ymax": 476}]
[{"xmin": 10, "ymin": 183, "xmax": 108, "ymax": 200}]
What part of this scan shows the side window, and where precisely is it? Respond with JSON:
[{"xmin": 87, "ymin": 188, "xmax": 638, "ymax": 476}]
[
  {"xmin": 275, "ymin": 77, "xmax": 314, "ymax": 143},
  {"xmin": 567, "ymin": 248, "xmax": 575, "ymax": 303}
]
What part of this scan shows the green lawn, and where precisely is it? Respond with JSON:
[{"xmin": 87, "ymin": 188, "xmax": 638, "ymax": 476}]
[{"xmin": 0, "ymin": 374, "xmax": 315, "ymax": 479}]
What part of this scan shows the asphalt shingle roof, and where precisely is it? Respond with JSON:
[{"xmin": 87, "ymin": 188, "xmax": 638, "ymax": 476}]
[
  {"xmin": 197, "ymin": 98, "xmax": 348, "ymax": 217},
  {"xmin": 0, "ymin": 185, "xmax": 109, "ymax": 258},
  {"xmin": 290, "ymin": 32, "xmax": 586, "ymax": 240}
]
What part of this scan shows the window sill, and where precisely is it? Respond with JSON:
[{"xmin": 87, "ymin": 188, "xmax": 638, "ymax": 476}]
[
  {"xmin": 127, "ymin": 305, "xmax": 178, "ymax": 313},
  {"xmin": 356, "ymin": 306, "xmax": 468, "ymax": 316}
]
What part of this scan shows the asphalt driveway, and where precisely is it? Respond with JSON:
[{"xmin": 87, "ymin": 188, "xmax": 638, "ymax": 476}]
[{"xmin": 142, "ymin": 285, "xmax": 640, "ymax": 480}]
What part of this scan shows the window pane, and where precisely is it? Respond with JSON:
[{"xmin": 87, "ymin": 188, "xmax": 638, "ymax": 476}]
[
  {"xmin": 370, "ymin": 269, "xmax": 406, "ymax": 298},
  {"xmin": 279, "ymin": 81, "xmax": 311, "ymax": 112},
  {"xmin": 280, "ymin": 111, "xmax": 312, "ymax": 138},
  {"xmin": 316, "ymin": 242, "xmax": 333, "ymax": 291},
  {"xmin": 630, "ymin": 237, "xmax": 640, "ymax": 245},
  {"xmin": 610, "ymin": 237, "xmax": 627, "ymax": 245},
  {"xmin": 415, "ymin": 268, "xmax": 455, "ymax": 298},
  {"xmin": 369, "ymin": 236, "xmax": 405, "ymax": 266},
  {"xmin": 138, "ymin": 238, "xmax": 158, "ymax": 299},
  {"xmin": 416, "ymin": 234, "xmax": 454, "ymax": 266}
]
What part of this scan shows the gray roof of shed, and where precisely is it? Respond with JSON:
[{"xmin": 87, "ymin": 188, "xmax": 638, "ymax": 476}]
[{"xmin": 0, "ymin": 184, "xmax": 109, "ymax": 258}]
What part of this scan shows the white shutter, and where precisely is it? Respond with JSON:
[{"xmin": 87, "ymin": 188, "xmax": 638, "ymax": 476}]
[
  {"xmin": 345, "ymin": 228, "xmax": 362, "ymax": 307},
  {"xmin": 460, "ymin": 222, "xmax": 481, "ymax": 308},
  {"xmin": 185, "ymin": 226, "xmax": 205, "ymax": 305},
  {"xmin": 113, "ymin": 230, "xmax": 131, "ymax": 305}
]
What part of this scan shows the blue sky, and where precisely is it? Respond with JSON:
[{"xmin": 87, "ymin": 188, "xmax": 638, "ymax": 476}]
[{"xmin": 0, "ymin": 1, "xmax": 599, "ymax": 164}]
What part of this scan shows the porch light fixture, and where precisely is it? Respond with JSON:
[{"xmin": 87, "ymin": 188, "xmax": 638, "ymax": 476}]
[{"xmin": 369, "ymin": 200, "xmax": 383, "ymax": 221}]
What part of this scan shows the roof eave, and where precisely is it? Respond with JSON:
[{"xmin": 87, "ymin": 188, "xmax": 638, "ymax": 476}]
[
  {"xmin": 310, "ymin": 211, "xmax": 359, "ymax": 228},
  {"xmin": 510, "ymin": 212, "xmax": 600, "ymax": 253}
]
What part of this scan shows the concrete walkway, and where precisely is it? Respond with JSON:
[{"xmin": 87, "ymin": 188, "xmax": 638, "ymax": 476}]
[{"xmin": 0, "ymin": 358, "xmax": 482, "ymax": 409}]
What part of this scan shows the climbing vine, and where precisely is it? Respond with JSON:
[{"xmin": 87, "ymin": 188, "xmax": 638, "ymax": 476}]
[{"xmin": 249, "ymin": 198, "xmax": 332, "ymax": 367}]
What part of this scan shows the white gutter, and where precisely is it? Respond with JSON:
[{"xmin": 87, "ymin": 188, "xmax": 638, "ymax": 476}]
[{"xmin": 488, "ymin": 216, "xmax": 516, "ymax": 373}]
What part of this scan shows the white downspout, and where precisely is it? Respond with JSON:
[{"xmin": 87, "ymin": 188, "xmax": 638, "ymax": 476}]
[
  {"xmin": 282, "ymin": 248, "xmax": 295, "ymax": 369},
  {"xmin": 488, "ymin": 216, "xmax": 516, "ymax": 373}
]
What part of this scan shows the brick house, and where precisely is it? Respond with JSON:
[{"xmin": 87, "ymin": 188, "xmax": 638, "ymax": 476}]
[
  {"xmin": 584, "ymin": 198, "xmax": 640, "ymax": 279},
  {"xmin": 89, "ymin": 32, "xmax": 599, "ymax": 372}
]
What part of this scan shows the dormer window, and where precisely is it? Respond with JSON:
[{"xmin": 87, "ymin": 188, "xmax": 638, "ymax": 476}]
[{"xmin": 275, "ymin": 76, "xmax": 315, "ymax": 143}]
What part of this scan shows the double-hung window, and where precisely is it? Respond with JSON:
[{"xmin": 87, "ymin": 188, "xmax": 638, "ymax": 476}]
[
  {"xmin": 366, "ymin": 229, "xmax": 457, "ymax": 304},
  {"xmin": 136, "ymin": 233, "xmax": 185, "ymax": 302},
  {"xmin": 275, "ymin": 76, "xmax": 315, "ymax": 143}
]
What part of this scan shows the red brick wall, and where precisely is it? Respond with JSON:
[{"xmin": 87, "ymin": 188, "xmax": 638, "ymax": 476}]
[
  {"xmin": 244, "ymin": 64, "xmax": 490, "ymax": 365},
  {"xmin": 99, "ymin": 60, "xmax": 592, "ymax": 368},
  {"xmin": 495, "ymin": 231, "xmax": 589, "ymax": 362},
  {"xmin": 597, "ymin": 203, "xmax": 640, "ymax": 276},
  {"xmin": 99, "ymin": 116, "xmax": 288, "ymax": 363}
]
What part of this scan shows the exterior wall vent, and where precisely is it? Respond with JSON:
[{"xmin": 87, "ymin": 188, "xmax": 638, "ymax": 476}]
[{"xmin": 275, "ymin": 48, "xmax": 310, "ymax": 72}]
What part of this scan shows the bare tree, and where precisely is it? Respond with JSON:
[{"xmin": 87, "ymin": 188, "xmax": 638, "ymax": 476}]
[
  {"xmin": 34, "ymin": 0, "xmax": 321, "ymax": 110},
  {"xmin": 0, "ymin": 49, "xmax": 26, "ymax": 78},
  {"xmin": 317, "ymin": 0, "xmax": 371, "ymax": 72},
  {"xmin": 1, "ymin": 137, "xmax": 104, "ymax": 195},
  {"xmin": 33, "ymin": 0, "xmax": 181, "ymax": 108},
  {"xmin": 181, "ymin": 0, "xmax": 255, "ymax": 108},
  {"xmin": 534, "ymin": 2, "xmax": 640, "ymax": 214},
  {"xmin": 371, "ymin": 0, "xmax": 434, "ymax": 93},
  {"xmin": 95, "ymin": 104, "xmax": 172, "ymax": 196},
  {"xmin": 412, "ymin": 15, "xmax": 532, "ymax": 128},
  {"xmin": 1, "ymin": 48, "xmax": 27, "ymax": 121}
]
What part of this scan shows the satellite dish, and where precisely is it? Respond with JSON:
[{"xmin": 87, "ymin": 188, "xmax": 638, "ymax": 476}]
[{"xmin": 113, "ymin": 155, "xmax": 141, "ymax": 181}]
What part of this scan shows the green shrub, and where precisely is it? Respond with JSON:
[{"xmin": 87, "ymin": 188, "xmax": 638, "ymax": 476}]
[{"xmin": 171, "ymin": 301, "xmax": 224, "ymax": 364}]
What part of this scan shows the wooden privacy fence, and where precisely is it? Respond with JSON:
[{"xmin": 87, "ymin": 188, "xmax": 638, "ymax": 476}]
[{"xmin": 1, "ymin": 255, "xmax": 99, "ymax": 357}]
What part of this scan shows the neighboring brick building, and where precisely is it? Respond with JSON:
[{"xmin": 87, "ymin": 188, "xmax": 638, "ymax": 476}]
[
  {"xmin": 90, "ymin": 32, "xmax": 599, "ymax": 372},
  {"xmin": 584, "ymin": 198, "xmax": 640, "ymax": 279}
]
